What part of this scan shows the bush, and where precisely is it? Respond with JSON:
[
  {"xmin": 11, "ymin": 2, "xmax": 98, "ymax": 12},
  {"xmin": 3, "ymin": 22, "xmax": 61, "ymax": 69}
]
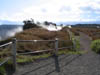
[
  {"xmin": 91, "ymin": 40, "xmax": 100, "ymax": 53},
  {"xmin": 0, "ymin": 66, "xmax": 6, "ymax": 75},
  {"xmin": 0, "ymin": 59, "xmax": 6, "ymax": 75},
  {"xmin": 0, "ymin": 59, "xmax": 13, "ymax": 75}
]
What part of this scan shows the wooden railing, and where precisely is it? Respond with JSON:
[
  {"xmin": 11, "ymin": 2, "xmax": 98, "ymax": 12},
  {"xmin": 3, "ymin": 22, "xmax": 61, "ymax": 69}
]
[
  {"xmin": 0, "ymin": 42, "xmax": 12, "ymax": 66},
  {"xmin": 0, "ymin": 38, "xmax": 73, "ymax": 72}
]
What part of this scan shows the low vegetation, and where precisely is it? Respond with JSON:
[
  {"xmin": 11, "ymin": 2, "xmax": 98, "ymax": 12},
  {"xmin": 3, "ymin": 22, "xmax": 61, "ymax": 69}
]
[
  {"xmin": 17, "ymin": 54, "xmax": 51, "ymax": 64},
  {"xmin": 0, "ymin": 59, "xmax": 13, "ymax": 75},
  {"xmin": 71, "ymin": 27, "xmax": 100, "ymax": 40},
  {"xmin": 74, "ymin": 39, "xmax": 80, "ymax": 50},
  {"xmin": 91, "ymin": 40, "xmax": 100, "ymax": 53},
  {"xmin": 15, "ymin": 28, "xmax": 72, "ymax": 53},
  {"xmin": 0, "ymin": 25, "xmax": 73, "ymax": 63},
  {"xmin": 0, "ymin": 63, "xmax": 6, "ymax": 75},
  {"xmin": 17, "ymin": 49, "xmax": 83, "ymax": 64},
  {"xmin": 70, "ymin": 28, "xmax": 80, "ymax": 36}
]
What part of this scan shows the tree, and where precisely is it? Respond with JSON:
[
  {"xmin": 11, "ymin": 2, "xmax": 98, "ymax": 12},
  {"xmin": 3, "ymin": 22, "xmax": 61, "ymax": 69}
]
[
  {"xmin": 23, "ymin": 19, "xmax": 39, "ymax": 30},
  {"xmin": 43, "ymin": 21, "xmax": 50, "ymax": 25}
]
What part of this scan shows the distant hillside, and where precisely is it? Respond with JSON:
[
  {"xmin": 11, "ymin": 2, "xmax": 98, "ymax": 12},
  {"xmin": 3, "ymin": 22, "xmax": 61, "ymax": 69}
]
[
  {"xmin": 0, "ymin": 20, "xmax": 23, "ymax": 25},
  {"xmin": 71, "ymin": 24, "xmax": 100, "ymax": 28}
]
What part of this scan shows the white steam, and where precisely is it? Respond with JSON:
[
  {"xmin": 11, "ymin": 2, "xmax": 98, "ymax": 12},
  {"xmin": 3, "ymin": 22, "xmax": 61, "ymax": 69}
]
[
  {"xmin": 0, "ymin": 26, "xmax": 23, "ymax": 40},
  {"xmin": 39, "ymin": 24, "xmax": 63, "ymax": 31},
  {"xmin": 0, "ymin": 24, "xmax": 64, "ymax": 41},
  {"xmin": 7, "ymin": 27, "xmax": 23, "ymax": 37}
]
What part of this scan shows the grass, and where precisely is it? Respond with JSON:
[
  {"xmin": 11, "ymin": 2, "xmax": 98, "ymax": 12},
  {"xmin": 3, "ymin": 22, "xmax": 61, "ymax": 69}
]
[
  {"xmin": 75, "ymin": 39, "xmax": 80, "ymax": 50},
  {"xmin": 91, "ymin": 40, "xmax": 100, "ymax": 53},
  {"xmin": 16, "ymin": 49, "xmax": 85, "ymax": 64},
  {"xmin": 0, "ymin": 50, "xmax": 86, "ymax": 75},
  {"xmin": 16, "ymin": 50, "xmax": 71, "ymax": 64},
  {"xmin": 71, "ymin": 27, "xmax": 100, "ymax": 40},
  {"xmin": 17, "ymin": 53, "xmax": 51, "ymax": 63},
  {"xmin": 67, "ymin": 50, "xmax": 86, "ymax": 55},
  {"xmin": 0, "ymin": 58, "xmax": 6, "ymax": 75},
  {"xmin": 58, "ymin": 50, "xmax": 85, "ymax": 55},
  {"xmin": 15, "ymin": 28, "xmax": 71, "ymax": 52},
  {"xmin": 0, "ymin": 50, "xmax": 85, "ymax": 65},
  {"xmin": 71, "ymin": 31, "xmax": 80, "ymax": 50},
  {"xmin": 0, "ymin": 58, "xmax": 13, "ymax": 75},
  {"xmin": 0, "ymin": 49, "xmax": 11, "ymax": 58},
  {"xmin": 0, "ymin": 65, "xmax": 6, "ymax": 75},
  {"xmin": 70, "ymin": 28, "xmax": 80, "ymax": 36}
]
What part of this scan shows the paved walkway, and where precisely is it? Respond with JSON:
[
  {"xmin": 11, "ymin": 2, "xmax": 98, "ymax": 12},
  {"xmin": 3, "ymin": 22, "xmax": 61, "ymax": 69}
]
[{"xmin": 9, "ymin": 32, "xmax": 100, "ymax": 75}]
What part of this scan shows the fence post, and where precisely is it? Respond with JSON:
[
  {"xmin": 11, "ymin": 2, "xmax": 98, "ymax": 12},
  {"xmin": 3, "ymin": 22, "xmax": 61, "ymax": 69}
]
[
  {"xmin": 12, "ymin": 38, "xmax": 17, "ymax": 71},
  {"xmin": 67, "ymin": 29, "xmax": 72, "ymax": 40},
  {"xmin": 73, "ymin": 39, "xmax": 76, "ymax": 51},
  {"xmin": 53, "ymin": 38, "xmax": 60, "ymax": 72}
]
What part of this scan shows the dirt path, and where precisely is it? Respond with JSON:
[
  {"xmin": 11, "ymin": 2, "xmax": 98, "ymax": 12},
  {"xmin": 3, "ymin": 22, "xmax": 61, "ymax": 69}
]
[
  {"xmin": 79, "ymin": 32, "xmax": 91, "ymax": 52},
  {"xmin": 11, "ymin": 32, "xmax": 100, "ymax": 75}
]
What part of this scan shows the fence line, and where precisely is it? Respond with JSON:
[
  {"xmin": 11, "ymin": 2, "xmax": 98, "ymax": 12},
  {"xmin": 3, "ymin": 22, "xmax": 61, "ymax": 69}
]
[
  {"xmin": 0, "ymin": 38, "xmax": 74, "ymax": 72},
  {"xmin": 0, "ymin": 42, "xmax": 12, "ymax": 67},
  {"xmin": 18, "ymin": 46, "xmax": 73, "ymax": 55}
]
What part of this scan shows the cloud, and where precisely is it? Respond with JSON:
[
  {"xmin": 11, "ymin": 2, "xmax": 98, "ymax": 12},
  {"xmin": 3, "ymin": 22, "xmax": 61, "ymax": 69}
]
[
  {"xmin": 80, "ymin": 6, "xmax": 100, "ymax": 14},
  {"xmin": 0, "ymin": 0, "xmax": 100, "ymax": 23}
]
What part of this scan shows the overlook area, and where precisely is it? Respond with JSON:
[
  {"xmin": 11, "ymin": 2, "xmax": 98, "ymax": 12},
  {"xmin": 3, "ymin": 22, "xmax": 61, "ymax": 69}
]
[
  {"xmin": 1, "ymin": 0, "xmax": 100, "ymax": 75},
  {"xmin": 0, "ymin": 24, "xmax": 100, "ymax": 75}
]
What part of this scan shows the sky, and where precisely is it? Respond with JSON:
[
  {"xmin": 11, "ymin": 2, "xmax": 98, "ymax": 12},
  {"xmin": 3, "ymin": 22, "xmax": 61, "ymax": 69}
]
[{"xmin": 0, "ymin": 0, "xmax": 100, "ymax": 24}]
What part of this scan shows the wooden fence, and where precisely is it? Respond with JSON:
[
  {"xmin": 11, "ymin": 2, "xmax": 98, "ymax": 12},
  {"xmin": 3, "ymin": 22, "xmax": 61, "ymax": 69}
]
[
  {"xmin": 0, "ymin": 42, "xmax": 12, "ymax": 66},
  {"xmin": 0, "ymin": 38, "xmax": 74, "ymax": 72}
]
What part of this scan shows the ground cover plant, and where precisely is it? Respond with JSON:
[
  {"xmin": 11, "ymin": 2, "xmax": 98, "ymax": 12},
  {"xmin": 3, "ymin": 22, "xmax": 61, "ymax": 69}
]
[
  {"xmin": 71, "ymin": 27, "xmax": 100, "ymax": 40},
  {"xmin": 15, "ymin": 28, "xmax": 72, "ymax": 52},
  {"xmin": 91, "ymin": 40, "xmax": 100, "ymax": 53}
]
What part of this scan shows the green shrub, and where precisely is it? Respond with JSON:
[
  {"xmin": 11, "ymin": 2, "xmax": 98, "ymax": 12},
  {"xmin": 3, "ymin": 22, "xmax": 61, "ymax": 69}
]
[
  {"xmin": 0, "ymin": 59, "xmax": 13, "ymax": 75},
  {"xmin": 74, "ymin": 39, "xmax": 80, "ymax": 50},
  {"xmin": 91, "ymin": 40, "xmax": 100, "ymax": 53},
  {"xmin": 0, "ymin": 64, "xmax": 6, "ymax": 75},
  {"xmin": 0, "ymin": 59, "xmax": 5, "ymax": 75}
]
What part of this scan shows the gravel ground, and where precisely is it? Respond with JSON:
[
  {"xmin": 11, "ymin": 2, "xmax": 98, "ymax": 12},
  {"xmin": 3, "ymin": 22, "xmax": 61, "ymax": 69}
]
[{"xmin": 9, "ymin": 32, "xmax": 100, "ymax": 75}]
